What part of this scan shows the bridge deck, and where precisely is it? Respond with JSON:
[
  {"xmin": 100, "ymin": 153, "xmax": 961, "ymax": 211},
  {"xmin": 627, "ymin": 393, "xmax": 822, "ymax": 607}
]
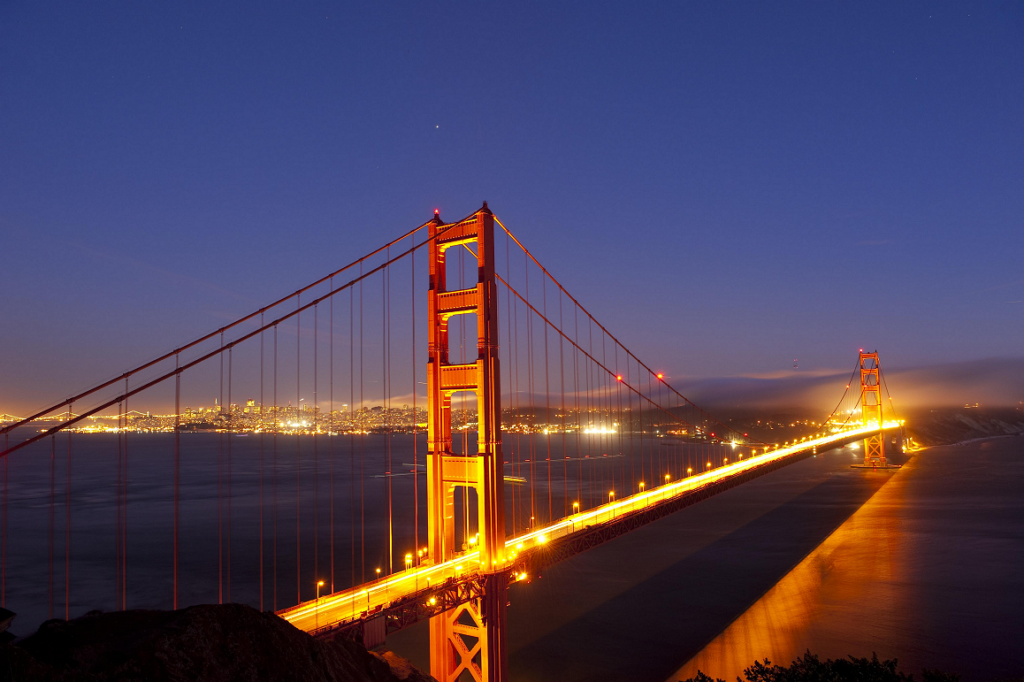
[{"xmin": 278, "ymin": 422, "xmax": 901, "ymax": 636}]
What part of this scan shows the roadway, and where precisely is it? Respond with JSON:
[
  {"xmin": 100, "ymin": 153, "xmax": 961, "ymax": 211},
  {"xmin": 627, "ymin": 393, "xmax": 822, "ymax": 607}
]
[{"xmin": 278, "ymin": 421, "xmax": 902, "ymax": 634}]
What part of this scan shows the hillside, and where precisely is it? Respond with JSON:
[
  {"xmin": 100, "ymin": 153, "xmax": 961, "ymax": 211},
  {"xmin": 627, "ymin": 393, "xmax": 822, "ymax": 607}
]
[{"xmin": 0, "ymin": 604, "xmax": 433, "ymax": 682}]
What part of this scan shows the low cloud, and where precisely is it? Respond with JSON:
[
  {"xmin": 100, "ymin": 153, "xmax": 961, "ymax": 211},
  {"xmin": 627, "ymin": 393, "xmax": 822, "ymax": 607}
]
[{"xmin": 678, "ymin": 357, "xmax": 1024, "ymax": 411}]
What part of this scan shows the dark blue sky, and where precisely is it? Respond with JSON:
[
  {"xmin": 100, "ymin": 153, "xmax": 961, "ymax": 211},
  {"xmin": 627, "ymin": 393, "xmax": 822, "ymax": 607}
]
[{"xmin": 2, "ymin": 3, "xmax": 1022, "ymax": 413}]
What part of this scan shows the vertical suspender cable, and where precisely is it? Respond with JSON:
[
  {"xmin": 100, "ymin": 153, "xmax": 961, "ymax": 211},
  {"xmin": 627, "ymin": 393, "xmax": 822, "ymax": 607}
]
[
  {"xmin": 259, "ymin": 315, "xmax": 264, "ymax": 610},
  {"xmin": 543, "ymin": 276, "xmax": 552, "ymax": 523},
  {"xmin": 296, "ymin": 295, "xmax": 301, "ymax": 604},
  {"xmin": 124, "ymin": 381, "xmax": 129, "ymax": 609},
  {"xmin": 559, "ymin": 293, "xmax": 567, "ymax": 517},
  {"xmin": 384, "ymin": 253, "xmax": 393, "ymax": 576},
  {"xmin": 227, "ymin": 347, "xmax": 233, "ymax": 602},
  {"xmin": 49, "ymin": 435, "xmax": 54, "ymax": 618},
  {"xmin": 313, "ymin": 304, "xmax": 319, "ymax": 586},
  {"xmin": 272, "ymin": 324, "xmax": 278, "ymax": 610},
  {"xmin": 574, "ymin": 306, "xmax": 582, "ymax": 508},
  {"xmin": 638, "ymin": 358, "xmax": 644, "ymax": 489},
  {"xmin": 350, "ymin": 286, "xmax": 356, "ymax": 586},
  {"xmin": 116, "ymin": 398, "xmax": 122, "ymax": 609},
  {"xmin": 622, "ymin": 358, "xmax": 630, "ymax": 491},
  {"xmin": 411, "ymin": 236, "xmax": 418, "ymax": 563},
  {"xmin": 616, "ymin": 346, "xmax": 623, "ymax": 497},
  {"xmin": 174, "ymin": 356, "xmax": 180, "ymax": 609},
  {"xmin": 601, "ymin": 330, "xmax": 607, "ymax": 496},
  {"xmin": 505, "ymin": 235, "xmax": 517, "ymax": 534},
  {"xmin": 524, "ymin": 254, "xmax": 535, "ymax": 526},
  {"xmin": 359, "ymin": 264, "xmax": 365, "ymax": 584},
  {"xmin": 65, "ymin": 414, "xmax": 71, "ymax": 620},
  {"xmin": 590, "ymin": 326, "xmax": 596, "ymax": 499},
  {"xmin": 1, "ymin": 430, "xmax": 5, "ymax": 606},
  {"xmin": 329, "ymin": 282, "xmax": 335, "ymax": 593},
  {"xmin": 218, "ymin": 334, "xmax": 224, "ymax": 604}
]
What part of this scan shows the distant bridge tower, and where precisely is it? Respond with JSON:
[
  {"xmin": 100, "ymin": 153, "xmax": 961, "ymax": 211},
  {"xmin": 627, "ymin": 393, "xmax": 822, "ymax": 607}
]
[
  {"xmin": 858, "ymin": 350, "xmax": 887, "ymax": 467},
  {"xmin": 426, "ymin": 203, "xmax": 508, "ymax": 682}
]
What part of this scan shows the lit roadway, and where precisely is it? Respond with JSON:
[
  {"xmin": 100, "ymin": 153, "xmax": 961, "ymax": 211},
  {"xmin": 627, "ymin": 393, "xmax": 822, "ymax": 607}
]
[{"xmin": 279, "ymin": 421, "xmax": 902, "ymax": 634}]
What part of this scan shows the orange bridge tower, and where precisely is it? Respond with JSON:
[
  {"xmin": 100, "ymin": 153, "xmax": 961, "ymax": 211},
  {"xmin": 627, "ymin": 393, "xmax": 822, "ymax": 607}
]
[
  {"xmin": 858, "ymin": 350, "xmax": 888, "ymax": 467},
  {"xmin": 426, "ymin": 203, "xmax": 508, "ymax": 682}
]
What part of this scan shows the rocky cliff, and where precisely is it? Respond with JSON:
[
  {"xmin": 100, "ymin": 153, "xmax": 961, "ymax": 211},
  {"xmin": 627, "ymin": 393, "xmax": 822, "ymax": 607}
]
[{"xmin": 0, "ymin": 604, "xmax": 434, "ymax": 682}]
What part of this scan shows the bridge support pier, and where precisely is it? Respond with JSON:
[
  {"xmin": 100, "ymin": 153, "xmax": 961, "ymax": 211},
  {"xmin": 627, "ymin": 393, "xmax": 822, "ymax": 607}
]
[
  {"xmin": 426, "ymin": 204, "xmax": 508, "ymax": 682},
  {"xmin": 429, "ymin": 573, "xmax": 508, "ymax": 682}
]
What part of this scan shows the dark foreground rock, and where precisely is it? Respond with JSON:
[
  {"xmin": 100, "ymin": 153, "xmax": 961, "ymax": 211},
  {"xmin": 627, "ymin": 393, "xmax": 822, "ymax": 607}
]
[{"xmin": 0, "ymin": 604, "xmax": 434, "ymax": 682}]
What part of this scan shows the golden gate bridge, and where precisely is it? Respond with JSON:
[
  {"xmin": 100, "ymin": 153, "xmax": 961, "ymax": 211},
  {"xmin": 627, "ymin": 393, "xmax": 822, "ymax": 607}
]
[{"xmin": 0, "ymin": 203, "xmax": 901, "ymax": 681}]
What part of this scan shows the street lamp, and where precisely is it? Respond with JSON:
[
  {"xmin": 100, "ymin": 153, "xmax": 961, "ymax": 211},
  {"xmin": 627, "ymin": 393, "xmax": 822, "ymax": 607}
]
[
  {"xmin": 316, "ymin": 580, "xmax": 325, "ymax": 628},
  {"xmin": 665, "ymin": 474, "xmax": 670, "ymax": 483},
  {"xmin": 572, "ymin": 501, "xmax": 579, "ymax": 513},
  {"xmin": 687, "ymin": 467, "xmax": 693, "ymax": 475},
  {"xmin": 639, "ymin": 482, "xmax": 645, "ymax": 492}
]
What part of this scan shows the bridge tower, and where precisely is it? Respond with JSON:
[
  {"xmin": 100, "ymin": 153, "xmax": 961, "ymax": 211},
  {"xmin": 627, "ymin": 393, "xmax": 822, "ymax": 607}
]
[
  {"xmin": 426, "ymin": 203, "xmax": 508, "ymax": 682},
  {"xmin": 858, "ymin": 350, "xmax": 887, "ymax": 467}
]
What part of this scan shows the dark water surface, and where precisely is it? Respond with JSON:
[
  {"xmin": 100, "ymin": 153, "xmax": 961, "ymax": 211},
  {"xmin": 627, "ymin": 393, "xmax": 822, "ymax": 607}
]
[
  {"xmin": 2, "ymin": 428, "xmax": 729, "ymax": 634},
  {"xmin": 673, "ymin": 437, "xmax": 1024, "ymax": 682},
  {"xmin": 5, "ymin": 431, "xmax": 1021, "ymax": 680},
  {"xmin": 388, "ymin": 438, "xmax": 1023, "ymax": 681}
]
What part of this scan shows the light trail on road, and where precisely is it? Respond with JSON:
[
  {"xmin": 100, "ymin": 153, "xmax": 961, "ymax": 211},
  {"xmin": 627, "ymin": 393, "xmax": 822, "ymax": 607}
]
[{"xmin": 279, "ymin": 421, "xmax": 902, "ymax": 633}]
